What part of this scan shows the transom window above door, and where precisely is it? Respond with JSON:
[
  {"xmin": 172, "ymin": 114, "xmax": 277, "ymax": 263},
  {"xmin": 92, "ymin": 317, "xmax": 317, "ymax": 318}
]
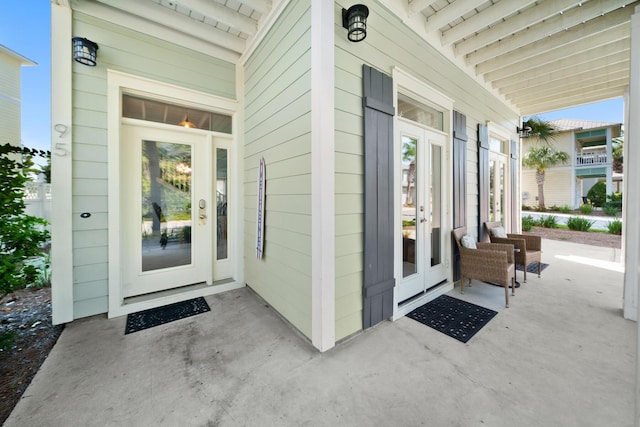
[
  {"xmin": 397, "ymin": 93, "xmax": 443, "ymax": 131},
  {"xmin": 122, "ymin": 94, "xmax": 232, "ymax": 134}
]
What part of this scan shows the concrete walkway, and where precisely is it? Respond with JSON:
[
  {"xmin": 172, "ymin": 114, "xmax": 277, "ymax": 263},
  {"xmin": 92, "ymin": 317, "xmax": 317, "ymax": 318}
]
[{"xmin": 5, "ymin": 240, "xmax": 633, "ymax": 427}]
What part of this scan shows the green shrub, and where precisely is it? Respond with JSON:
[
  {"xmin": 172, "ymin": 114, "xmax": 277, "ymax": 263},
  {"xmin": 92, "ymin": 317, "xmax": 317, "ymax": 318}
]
[
  {"xmin": 586, "ymin": 182, "xmax": 607, "ymax": 207},
  {"xmin": 538, "ymin": 215, "xmax": 559, "ymax": 228},
  {"xmin": 0, "ymin": 330, "xmax": 17, "ymax": 351},
  {"xmin": 579, "ymin": 204, "xmax": 593, "ymax": 215},
  {"xmin": 402, "ymin": 220, "xmax": 415, "ymax": 227},
  {"xmin": 607, "ymin": 219, "xmax": 623, "ymax": 235},
  {"xmin": 0, "ymin": 143, "xmax": 50, "ymax": 295},
  {"xmin": 522, "ymin": 215, "xmax": 535, "ymax": 232},
  {"xmin": 609, "ymin": 192, "xmax": 622, "ymax": 202},
  {"xmin": 548, "ymin": 205, "xmax": 559, "ymax": 212},
  {"xmin": 603, "ymin": 204, "xmax": 619, "ymax": 217},
  {"xmin": 558, "ymin": 205, "xmax": 572, "ymax": 214},
  {"xmin": 567, "ymin": 216, "xmax": 594, "ymax": 231}
]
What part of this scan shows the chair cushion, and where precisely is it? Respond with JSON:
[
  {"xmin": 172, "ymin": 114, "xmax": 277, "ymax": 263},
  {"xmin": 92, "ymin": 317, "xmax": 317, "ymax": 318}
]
[
  {"xmin": 491, "ymin": 226, "xmax": 507, "ymax": 238},
  {"xmin": 460, "ymin": 235, "xmax": 477, "ymax": 249}
]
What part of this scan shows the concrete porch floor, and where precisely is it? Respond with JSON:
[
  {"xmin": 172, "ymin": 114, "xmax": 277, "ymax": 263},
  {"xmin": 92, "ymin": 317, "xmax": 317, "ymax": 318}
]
[{"xmin": 6, "ymin": 239, "xmax": 634, "ymax": 427}]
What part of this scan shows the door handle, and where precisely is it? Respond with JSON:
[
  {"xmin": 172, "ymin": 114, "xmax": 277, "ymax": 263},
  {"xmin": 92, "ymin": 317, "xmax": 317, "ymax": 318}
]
[{"xmin": 198, "ymin": 199, "xmax": 207, "ymax": 225}]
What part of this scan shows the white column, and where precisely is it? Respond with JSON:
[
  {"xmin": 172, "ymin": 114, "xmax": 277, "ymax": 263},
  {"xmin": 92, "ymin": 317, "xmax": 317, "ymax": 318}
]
[
  {"xmin": 626, "ymin": 5, "xmax": 640, "ymax": 427},
  {"xmin": 50, "ymin": 2, "xmax": 74, "ymax": 324},
  {"xmin": 605, "ymin": 127, "xmax": 613, "ymax": 196},
  {"xmin": 310, "ymin": 0, "xmax": 335, "ymax": 351}
]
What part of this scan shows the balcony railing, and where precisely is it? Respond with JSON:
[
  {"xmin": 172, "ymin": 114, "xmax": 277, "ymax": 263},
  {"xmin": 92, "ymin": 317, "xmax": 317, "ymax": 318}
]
[{"xmin": 576, "ymin": 152, "xmax": 607, "ymax": 166}]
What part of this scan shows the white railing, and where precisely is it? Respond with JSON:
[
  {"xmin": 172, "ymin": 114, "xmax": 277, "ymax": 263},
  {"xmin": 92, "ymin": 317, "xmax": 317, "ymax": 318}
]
[
  {"xmin": 576, "ymin": 152, "xmax": 607, "ymax": 166},
  {"xmin": 24, "ymin": 174, "xmax": 52, "ymax": 222}
]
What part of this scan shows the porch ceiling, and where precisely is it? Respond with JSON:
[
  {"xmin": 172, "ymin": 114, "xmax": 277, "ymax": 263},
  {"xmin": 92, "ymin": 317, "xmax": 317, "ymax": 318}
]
[{"xmin": 68, "ymin": 0, "xmax": 636, "ymax": 116}]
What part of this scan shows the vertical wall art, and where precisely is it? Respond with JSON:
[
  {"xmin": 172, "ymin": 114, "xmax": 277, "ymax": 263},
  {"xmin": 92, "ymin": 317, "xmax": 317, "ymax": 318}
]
[{"xmin": 256, "ymin": 157, "xmax": 266, "ymax": 260}]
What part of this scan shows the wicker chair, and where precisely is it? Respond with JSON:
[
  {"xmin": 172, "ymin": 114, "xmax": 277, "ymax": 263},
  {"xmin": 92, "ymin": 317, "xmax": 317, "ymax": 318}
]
[
  {"xmin": 452, "ymin": 227, "xmax": 515, "ymax": 308},
  {"xmin": 484, "ymin": 221, "xmax": 542, "ymax": 282}
]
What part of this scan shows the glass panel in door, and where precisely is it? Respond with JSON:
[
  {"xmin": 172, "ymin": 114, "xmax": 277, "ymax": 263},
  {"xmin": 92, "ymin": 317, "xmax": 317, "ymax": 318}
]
[
  {"xmin": 430, "ymin": 144, "xmax": 442, "ymax": 268},
  {"xmin": 141, "ymin": 140, "xmax": 193, "ymax": 272},
  {"xmin": 216, "ymin": 148, "xmax": 228, "ymax": 261},
  {"xmin": 402, "ymin": 135, "xmax": 418, "ymax": 278}
]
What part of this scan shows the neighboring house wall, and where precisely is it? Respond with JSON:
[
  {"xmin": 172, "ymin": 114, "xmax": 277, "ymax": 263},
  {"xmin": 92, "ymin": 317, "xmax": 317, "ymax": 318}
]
[
  {"xmin": 333, "ymin": 1, "xmax": 518, "ymax": 340},
  {"xmin": 0, "ymin": 46, "xmax": 34, "ymax": 147},
  {"xmin": 69, "ymin": 12, "xmax": 236, "ymax": 319},
  {"xmin": 522, "ymin": 168, "xmax": 573, "ymax": 208},
  {"xmin": 243, "ymin": 1, "xmax": 313, "ymax": 338}
]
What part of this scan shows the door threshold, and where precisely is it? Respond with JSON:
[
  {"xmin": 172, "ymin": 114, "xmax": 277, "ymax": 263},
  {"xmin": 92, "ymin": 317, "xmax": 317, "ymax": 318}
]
[
  {"xmin": 393, "ymin": 281, "xmax": 453, "ymax": 320},
  {"xmin": 109, "ymin": 280, "xmax": 243, "ymax": 318}
]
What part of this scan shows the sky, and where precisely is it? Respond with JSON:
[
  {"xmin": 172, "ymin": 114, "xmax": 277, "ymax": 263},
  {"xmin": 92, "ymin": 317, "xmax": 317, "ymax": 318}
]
[{"xmin": 0, "ymin": 1, "xmax": 626, "ymax": 159}]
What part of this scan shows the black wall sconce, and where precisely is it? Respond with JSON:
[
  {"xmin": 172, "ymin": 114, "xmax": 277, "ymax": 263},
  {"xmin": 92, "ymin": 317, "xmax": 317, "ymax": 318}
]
[
  {"xmin": 342, "ymin": 4, "xmax": 369, "ymax": 42},
  {"xmin": 517, "ymin": 125, "xmax": 532, "ymax": 138},
  {"xmin": 72, "ymin": 37, "xmax": 99, "ymax": 66}
]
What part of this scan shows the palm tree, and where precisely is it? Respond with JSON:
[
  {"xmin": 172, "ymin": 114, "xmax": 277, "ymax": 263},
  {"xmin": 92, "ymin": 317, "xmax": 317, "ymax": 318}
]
[
  {"xmin": 402, "ymin": 138, "xmax": 416, "ymax": 206},
  {"xmin": 522, "ymin": 146, "xmax": 569, "ymax": 208},
  {"xmin": 523, "ymin": 116, "xmax": 556, "ymax": 145}
]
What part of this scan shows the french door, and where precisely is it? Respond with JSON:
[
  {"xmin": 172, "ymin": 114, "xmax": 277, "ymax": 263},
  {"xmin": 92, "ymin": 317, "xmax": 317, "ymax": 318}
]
[
  {"xmin": 121, "ymin": 124, "xmax": 214, "ymax": 297},
  {"xmin": 489, "ymin": 151, "xmax": 508, "ymax": 225},
  {"xmin": 396, "ymin": 120, "xmax": 447, "ymax": 302}
]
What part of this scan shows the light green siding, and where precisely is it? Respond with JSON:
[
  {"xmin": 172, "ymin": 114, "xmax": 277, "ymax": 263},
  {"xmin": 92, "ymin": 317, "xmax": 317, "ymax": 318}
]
[
  {"xmin": 0, "ymin": 54, "xmax": 21, "ymax": 147},
  {"xmin": 243, "ymin": 0, "xmax": 312, "ymax": 339},
  {"xmin": 333, "ymin": 1, "xmax": 519, "ymax": 340},
  {"xmin": 70, "ymin": 12, "xmax": 236, "ymax": 319}
]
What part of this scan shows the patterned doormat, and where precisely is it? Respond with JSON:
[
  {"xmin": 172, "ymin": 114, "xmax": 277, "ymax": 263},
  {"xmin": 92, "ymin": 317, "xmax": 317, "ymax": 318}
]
[
  {"xmin": 407, "ymin": 295, "xmax": 498, "ymax": 343},
  {"xmin": 125, "ymin": 297, "xmax": 210, "ymax": 334},
  {"xmin": 516, "ymin": 262, "xmax": 549, "ymax": 273}
]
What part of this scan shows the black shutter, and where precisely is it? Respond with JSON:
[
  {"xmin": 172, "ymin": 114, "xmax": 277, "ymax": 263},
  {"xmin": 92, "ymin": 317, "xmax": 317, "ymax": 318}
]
[
  {"xmin": 452, "ymin": 111, "xmax": 467, "ymax": 281},
  {"xmin": 511, "ymin": 140, "xmax": 518, "ymax": 231},
  {"xmin": 362, "ymin": 65, "xmax": 395, "ymax": 329},
  {"xmin": 478, "ymin": 124, "xmax": 490, "ymax": 242}
]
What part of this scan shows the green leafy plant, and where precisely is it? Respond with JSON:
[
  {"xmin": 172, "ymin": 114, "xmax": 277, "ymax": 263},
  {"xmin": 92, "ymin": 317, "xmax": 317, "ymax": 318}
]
[
  {"xmin": 558, "ymin": 205, "xmax": 572, "ymax": 214},
  {"xmin": 607, "ymin": 219, "xmax": 623, "ymax": 235},
  {"xmin": 538, "ymin": 215, "xmax": 559, "ymax": 228},
  {"xmin": 0, "ymin": 330, "xmax": 17, "ymax": 351},
  {"xmin": 586, "ymin": 182, "xmax": 607, "ymax": 207},
  {"xmin": 0, "ymin": 143, "xmax": 51, "ymax": 295},
  {"xmin": 603, "ymin": 204, "xmax": 619, "ymax": 217},
  {"xmin": 579, "ymin": 204, "xmax": 593, "ymax": 215},
  {"xmin": 567, "ymin": 216, "xmax": 594, "ymax": 232},
  {"xmin": 522, "ymin": 215, "xmax": 535, "ymax": 232}
]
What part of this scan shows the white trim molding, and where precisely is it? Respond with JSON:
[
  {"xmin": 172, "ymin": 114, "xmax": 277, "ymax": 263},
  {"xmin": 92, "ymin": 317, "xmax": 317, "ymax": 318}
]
[
  {"xmin": 310, "ymin": 0, "xmax": 335, "ymax": 352},
  {"xmin": 50, "ymin": 2, "xmax": 74, "ymax": 325}
]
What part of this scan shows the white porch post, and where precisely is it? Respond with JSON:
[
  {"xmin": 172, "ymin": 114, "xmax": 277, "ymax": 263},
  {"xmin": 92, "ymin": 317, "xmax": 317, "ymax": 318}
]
[
  {"xmin": 627, "ymin": 5, "xmax": 640, "ymax": 427},
  {"xmin": 50, "ymin": 2, "xmax": 74, "ymax": 324},
  {"xmin": 605, "ymin": 127, "xmax": 613, "ymax": 196},
  {"xmin": 310, "ymin": 0, "xmax": 335, "ymax": 351}
]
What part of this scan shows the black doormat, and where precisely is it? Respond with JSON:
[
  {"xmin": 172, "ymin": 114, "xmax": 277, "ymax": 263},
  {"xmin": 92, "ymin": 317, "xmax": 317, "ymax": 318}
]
[
  {"xmin": 516, "ymin": 261, "xmax": 549, "ymax": 273},
  {"xmin": 125, "ymin": 297, "xmax": 210, "ymax": 334},
  {"xmin": 407, "ymin": 295, "xmax": 497, "ymax": 343}
]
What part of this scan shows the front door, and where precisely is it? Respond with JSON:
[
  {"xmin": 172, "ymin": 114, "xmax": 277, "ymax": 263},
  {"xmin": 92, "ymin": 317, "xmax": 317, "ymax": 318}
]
[
  {"xmin": 397, "ymin": 120, "xmax": 447, "ymax": 302},
  {"xmin": 121, "ymin": 124, "xmax": 211, "ymax": 297}
]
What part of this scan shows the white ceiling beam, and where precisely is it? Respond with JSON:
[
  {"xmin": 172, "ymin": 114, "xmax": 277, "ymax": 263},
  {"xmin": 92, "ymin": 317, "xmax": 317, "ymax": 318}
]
[
  {"xmin": 520, "ymin": 85, "xmax": 628, "ymax": 116},
  {"xmin": 408, "ymin": 0, "xmax": 439, "ymax": 15},
  {"xmin": 474, "ymin": 8, "xmax": 632, "ymax": 75},
  {"xmin": 487, "ymin": 38, "xmax": 629, "ymax": 84},
  {"xmin": 466, "ymin": 1, "xmax": 634, "ymax": 66},
  {"xmin": 93, "ymin": 0, "xmax": 245, "ymax": 54},
  {"xmin": 425, "ymin": 0, "xmax": 486, "ymax": 33},
  {"xmin": 176, "ymin": 0, "xmax": 257, "ymax": 36},
  {"xmin": 509, "ymin": 73, "xmax": 629, "ymax": 104},
  {"xmin": 441, "ymin": 0, "xmax": 533, "ymax": 46},
  {"xmin": 74, "ymin": 0, "xmax": 241, "ymax": 61},
  {"xmin": 455, "ymin": 0, "xmax": 579, "ymax": 56},
  {"xmin": 503, "ymin": 59, "xmax": 629, "ymax": 98},
  {"xmin": 239, "ymin": 0, "xmax": 272, "ymax": 15}
]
